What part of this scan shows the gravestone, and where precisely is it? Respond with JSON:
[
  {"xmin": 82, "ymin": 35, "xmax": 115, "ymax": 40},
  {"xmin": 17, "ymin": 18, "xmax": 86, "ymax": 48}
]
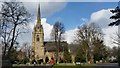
[{"xmin": 1, "ymin": 56, "xmax": 12, "ymax": 68}]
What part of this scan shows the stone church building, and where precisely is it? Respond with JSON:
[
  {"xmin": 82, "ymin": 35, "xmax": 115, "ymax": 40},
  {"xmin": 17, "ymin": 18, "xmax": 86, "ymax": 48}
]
[{"xmin": 31, "ymin": 5, "xmax": 68, "ymax": 62}]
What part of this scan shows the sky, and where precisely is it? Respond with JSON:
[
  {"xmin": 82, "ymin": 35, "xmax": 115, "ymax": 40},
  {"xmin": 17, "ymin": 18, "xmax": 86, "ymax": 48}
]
[
  {"xmin": 46, "ymin": 2, "xmax": 117, "ymax": 30},
  {"xmin": 1, "ymin": 0, "xmax": 120, "ymax": 2},
  {"xmin": 0, "ymin": 1, "xmax": 119, "ymax": 48},
  {"xmin": 17, "ymin": 1, "xmax": 119, "ymax": 48}
]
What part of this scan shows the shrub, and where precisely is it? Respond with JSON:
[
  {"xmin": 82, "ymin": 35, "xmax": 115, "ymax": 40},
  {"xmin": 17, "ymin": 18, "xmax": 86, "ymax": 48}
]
[
  {"xmin": 75, "ymin": 48, "xmax": 86, "ymax": 63},
  {"xmin": 117, "ymin": 47, "xmax": 120, "ymax": 66}
]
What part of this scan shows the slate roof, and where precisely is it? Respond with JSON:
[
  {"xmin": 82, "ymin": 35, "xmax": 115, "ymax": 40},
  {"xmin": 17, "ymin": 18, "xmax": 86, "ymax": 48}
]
[{"xmin": 44, "ymin": 41, "xmax": 68, "ymax": 52}]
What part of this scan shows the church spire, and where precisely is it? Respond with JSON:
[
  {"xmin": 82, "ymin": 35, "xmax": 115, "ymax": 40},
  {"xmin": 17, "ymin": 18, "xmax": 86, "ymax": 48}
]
[{"xmin": 37, "ymin": 3, "xmax": 41, "ymax": 24}]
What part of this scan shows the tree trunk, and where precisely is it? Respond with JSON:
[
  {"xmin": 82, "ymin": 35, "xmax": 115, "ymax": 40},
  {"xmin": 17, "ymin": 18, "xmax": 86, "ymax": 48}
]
[
  {"xmin": 7, "ymin": 25, "xmax": 17, "ymax": 58},
  {"xmin": 90, "ymin": 53, "xmax": 94, "ymax": 63},
  {"xmin": 3, "ymin": 43, "xmax": 7, "ymax": 56},
  {"xmin": 57, "ymin": 34, "xmax": 61, "ymax": 64},
  {"xmin": 85, "ymin": 50, "xmax": 88, "ymax": 63}
]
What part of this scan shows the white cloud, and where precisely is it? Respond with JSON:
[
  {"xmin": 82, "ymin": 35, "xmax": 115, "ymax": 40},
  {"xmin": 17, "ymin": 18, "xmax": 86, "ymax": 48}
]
[
  {"xmin": 20, "ymin": 0, "xmax": 67, "ymax": 2},
  {"xmin": 89, "ymin": 9, "xmax": 118, "ymax": 48},
  {"xmin": 0, "ymin": 0, "xmax": 67, "ymax": 2},
  {"xmin": 90, "ymin": 9, "xmax": 114, "ymax": 28},
  {"xmin": 12, "ymin": 3, "xmax": 119, "ymax": 47},
  {"xmin": 65, "ymin": 28, "xmax": 78, "ymax": 44},
  {"xmin": 62, "ymin": 9, "xmax": 119, "ymax": 47},
  {"xmin": 23, "ymin": 2, "xmax": 67, "ymax": 17},
  {"xmin": 41, "ymin": 18, "xmax": 53, "ymax": 41},
  {"xmin": 102, "ymin": 26, "xmax": 118, "ymax": 47},
  {"xmin": 26, "ymin": 18, "xmax": 78, "ymax": 44},
  {"xmin": 18, "ymin": 17, "xmax": 79, "ymax": 44},
  {"xmin": 65, "ymin": 9, "xmax": 119, "ymax": 46},
  {"xmin": 18, "ymin": 9, "xmax": 119, "ymax": 47},
  {"xmin": 80, "ymin": 18, "xmax": 88, "ymax": 22},
  {"xmin": 18, "ymin": 18, "xmax": 53, "ymax": 44},
  {"xmin": 27, "ymin": 18, "xmax": 53, "ymax": 41},
  {"xmin": 1, "ymin": 0, "xmax": 119, "ymax": 2}
]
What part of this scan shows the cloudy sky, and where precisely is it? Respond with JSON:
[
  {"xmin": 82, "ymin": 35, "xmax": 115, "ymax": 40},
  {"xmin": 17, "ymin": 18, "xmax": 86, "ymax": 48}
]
[
  {"xmin": 15, "ymin": 1, "xmax": 119, "ymax": 48},
  {"xmin": 2, "ymin": 0, "xmax": 120, "ymax": 2}
]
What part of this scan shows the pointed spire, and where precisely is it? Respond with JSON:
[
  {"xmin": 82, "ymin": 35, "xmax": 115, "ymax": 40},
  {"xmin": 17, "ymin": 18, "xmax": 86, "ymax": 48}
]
[{"xmin": 37, "ymin": 3, "xmax": 41, "ymax": 24}]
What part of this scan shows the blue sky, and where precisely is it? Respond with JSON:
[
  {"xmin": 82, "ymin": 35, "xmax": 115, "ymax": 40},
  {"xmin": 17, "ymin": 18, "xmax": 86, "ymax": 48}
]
[
  {"xmin": 15, "ymin": 2, "xmax": 119, "ymax": 47},
  {"xmin": 0, "ymin": 1, "xmax": 119, "ymax": 48},
  {"xmin": 46, "ymin": 2, "xmax": 117, "ymax": 30}
]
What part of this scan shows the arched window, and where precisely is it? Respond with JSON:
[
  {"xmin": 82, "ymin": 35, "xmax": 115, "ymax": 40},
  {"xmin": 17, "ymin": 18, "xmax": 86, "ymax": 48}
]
[
  {"xmin": 36, "ymin": 35, "xmax": 39, "ymax": 41},
  {"xmin": 38, "ymin": 27, "xmax": 39, "ymax": 29}
]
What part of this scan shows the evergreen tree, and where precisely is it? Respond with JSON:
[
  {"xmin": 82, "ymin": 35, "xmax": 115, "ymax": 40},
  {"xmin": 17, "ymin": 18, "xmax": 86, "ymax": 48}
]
[
  {"xmin": 75, "ymin": 48, "xmax": 86, "ymax": 63},
  {"xmin": 93, "ymin": 38, "xmax": 107, "ymax": 62},
  {"xmin": 109, "ymin": 2, "xmax": 120, "ymax": 26},
  {"xmin": 8, "ymin": 46, "xmax": 18, "ymax": 64},
  {"xmin": 118, "ymin": 47, "xmax": 120, "ymax": 66},
  {"xmin": 63, "ymin": 49, "xmax": 72, "ymax": 63},
  {"xmin": 109, "ymin": 2, "xmax": 120, "ymax": 66}
]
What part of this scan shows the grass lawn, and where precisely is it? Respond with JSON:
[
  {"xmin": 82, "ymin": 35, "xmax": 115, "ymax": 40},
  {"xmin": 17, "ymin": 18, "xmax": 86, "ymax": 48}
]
[
  {"xmin": 12, "ymin": 63, "xmax": 96, "ymax": 68},
  {"xmin": 81, "ymin": 63, "xmax": 96, "ymax": 66},
  {"xmin": 52, "ymin": 63, "xmax": 97, "ymax": 68},
  {"xmin": 52, "ymin": 65, "xmax": 81, "ymax": 68}
]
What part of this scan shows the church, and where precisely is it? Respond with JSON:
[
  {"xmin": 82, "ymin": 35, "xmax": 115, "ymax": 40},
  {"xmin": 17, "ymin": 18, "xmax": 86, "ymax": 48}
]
[{"xmin": 31, "ymin": 4, "xmax": 68, "ymax": 62}]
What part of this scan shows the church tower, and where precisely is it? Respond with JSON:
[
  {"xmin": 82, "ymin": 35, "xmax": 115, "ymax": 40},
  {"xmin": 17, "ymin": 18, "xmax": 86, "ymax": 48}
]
[{"xmin": 32, "ymin": 4, "xmax": 44, "ymax": 60}]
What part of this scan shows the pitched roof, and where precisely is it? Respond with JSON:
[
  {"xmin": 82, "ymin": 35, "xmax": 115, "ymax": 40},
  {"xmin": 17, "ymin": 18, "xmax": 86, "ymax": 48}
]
[{"xmin": 44, "ymin": 41, "xmax": 68, "ymax": 52}]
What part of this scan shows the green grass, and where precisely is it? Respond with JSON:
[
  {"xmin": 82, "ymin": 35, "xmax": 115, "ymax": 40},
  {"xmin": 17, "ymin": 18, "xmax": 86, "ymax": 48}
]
[
  {"xmin": 12, "ymin": 63, "xmax": 96, "ymax": 68},
  {"xmin": 81, "ymin": 63, "xmax": 96, "ymax": 66},
  {"xmin": 52, "ymin": 63, "xmax": 96, "ymax": 68},
  {"xmin": 52, "ymin": 65, "xmax": 81, "ymax": 68}
]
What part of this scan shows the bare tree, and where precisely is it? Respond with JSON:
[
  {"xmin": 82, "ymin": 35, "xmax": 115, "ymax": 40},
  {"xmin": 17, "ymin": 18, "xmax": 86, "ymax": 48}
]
[
  {"xmin": 111, "ymin": 32, "xmax": 120, "ymax": 45},
  {"xmin": 0, "ymin": 2, "xmax": 31, "ymax": 58},
  {"xmin": 21, "ymin": 42, "xmax": 32, "ymax": 60},
  {"xmin": 50, "ymin": 21, "xmax": 65, "ymax": 63},
  {"xmin": 75, "ymin": 23, "xmax": 104, "ymax": 63}
]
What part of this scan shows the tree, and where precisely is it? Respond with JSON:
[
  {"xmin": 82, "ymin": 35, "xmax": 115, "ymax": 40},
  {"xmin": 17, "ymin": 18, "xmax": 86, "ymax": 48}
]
[
  {"xmin": 51, "ymin": 21, "xmax": 65, "ymax": 43},
  {"xmin": 117, "ymin": 47, "xmax": 120, "ymax": 66},
  {"xmin": 75, "ymin": 47, "xmax": 86, "ymax": 63},
  {"xmin": 22, "ymin": 42, "xmax": 32, "ymax": 60},
  {"xmin": 9, "ymin": 46, "xmax": 18, "ymax": 64},
  {"xmin": 75, "ymin": 23, "xmax": 104, "ymax": 63},
  {"xmin": 50, "ymin": 21, "xmax": 65, "ymax": 63},
  {"xmin": 0, "ymin": 2, "xmax": 31, "ymax": 58},
  {"xmin": 63, "ymin": 48, "xmax": 72, "ymax": 63},
  {"xmin": 109, "ymin": 4, "xmax": 120, "ymax": 26},
  {"xmin": 93, "ymin": 39, "xmax": 107, "ymax": 62},
  {"xmin": 111, "ymin": 46, "xmax": 119, "ymax": 57},
  {"xmin": 109, "ymin": 2, "xmax": 120, "ymax": 65},
  {"xmin": 75, "ymin": 24, "xmax": 89, "ymax": 63},
  {"xmin": 111, "ymin": 33, "xmax": 120, "ymax": 45},
  {"xmin": 109, "ymin": 2, "xmax": 120, "ymax": 47},
  {"xmin": 16, "ymin": 42, "xmax": 32, "ymax": 64}
]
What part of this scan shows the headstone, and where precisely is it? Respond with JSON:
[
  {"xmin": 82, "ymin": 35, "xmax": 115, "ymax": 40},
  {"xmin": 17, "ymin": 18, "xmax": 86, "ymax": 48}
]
[
  {"xmin": 96, "ymin": 61, "xmax": 98, "ymax": 63},
  {"xmin": 2, "ymin": 59, "xmax": 12, "ymax": 68}
]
